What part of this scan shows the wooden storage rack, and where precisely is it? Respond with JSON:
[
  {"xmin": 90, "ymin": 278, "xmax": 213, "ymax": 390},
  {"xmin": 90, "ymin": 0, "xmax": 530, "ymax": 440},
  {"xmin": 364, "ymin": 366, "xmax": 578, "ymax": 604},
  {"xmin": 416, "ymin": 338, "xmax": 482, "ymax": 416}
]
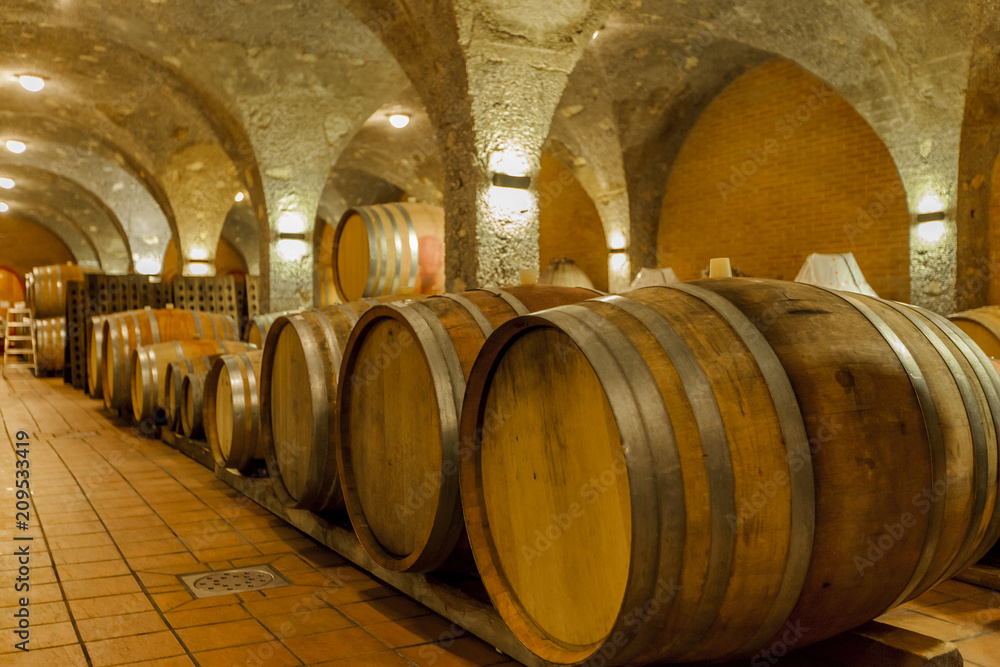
[{"xmin": 155, "ymin": 428, "xmax": 964, "ymax": 667}]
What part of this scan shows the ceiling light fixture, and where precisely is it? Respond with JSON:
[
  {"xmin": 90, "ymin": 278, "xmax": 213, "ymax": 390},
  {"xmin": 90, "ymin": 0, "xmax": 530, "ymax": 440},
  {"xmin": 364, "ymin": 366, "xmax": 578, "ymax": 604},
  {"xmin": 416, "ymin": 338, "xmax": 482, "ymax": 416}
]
[
  {"xmin": 235, "ymin": 192, "xmax": 245, "ymax": 202},
  {"xmin": 389, "ymin": 114, "xmax": 410, "ymax": 129},
  {"xmin": 0, "ymin": 178, "xmax": 15, "ymax": 189},
  {"xmin": 0, "ymin": 203, "xmax": 8, "ymax": 213},
  {"xmin": 5, "ymin": 140, "xmax": 26, "ymax": 154},
  {"xmin": 18, "ymin": 75, "xmax": 45, "ymax": 92}
]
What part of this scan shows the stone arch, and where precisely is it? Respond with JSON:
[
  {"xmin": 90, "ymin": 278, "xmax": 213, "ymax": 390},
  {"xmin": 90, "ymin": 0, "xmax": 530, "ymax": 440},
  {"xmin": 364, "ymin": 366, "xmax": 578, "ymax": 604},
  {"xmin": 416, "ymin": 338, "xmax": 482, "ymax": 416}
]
[{"xmin": 657, "ymin": 57, "xmax": 912, "ymax": 301}]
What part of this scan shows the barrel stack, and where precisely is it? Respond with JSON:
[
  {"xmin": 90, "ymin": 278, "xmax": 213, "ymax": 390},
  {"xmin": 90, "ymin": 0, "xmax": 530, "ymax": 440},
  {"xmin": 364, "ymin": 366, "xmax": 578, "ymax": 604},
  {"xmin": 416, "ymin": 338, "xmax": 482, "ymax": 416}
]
[
  {"xmin": 456, "ymin": 278, "xmax": 1000, "ymax": 665},
  {"xmin": 334, "ymin": 285, "xmax": 600, "ymax": 572},
  {"xmin": 101, "ymin": 308, "xmax": 238, "ymax": 411}
]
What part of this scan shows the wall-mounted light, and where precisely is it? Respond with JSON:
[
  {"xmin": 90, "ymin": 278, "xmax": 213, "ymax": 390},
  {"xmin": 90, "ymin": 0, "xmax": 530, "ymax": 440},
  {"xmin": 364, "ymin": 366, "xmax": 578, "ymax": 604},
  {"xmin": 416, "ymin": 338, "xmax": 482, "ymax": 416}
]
[
  {"xmin": 915, "ymin": 213, "xmax": 947, "ymax": 244},
  {"xmin": 389, "ymin": 114, "xmax": 410, "ymax": 129},
  {"xmin": 491, "ymin": 172, "xmax": 532, "ymax": 190},
  {"xmin": 186, "ymin": 261, "xmax": 212, "ymax": 277},
  {"xmin": 276, "ymin": 234, "xmax": 309, "ymax": 262},
  {"xmin": 609, "ymin": 251, "xmax": 629, "ymax": 274},
  {"xmin": 917, "ymin": 192, "xmax": 944, "ymax": 215},
  {"xmin": 0, "ymin": 178, "xmax": 14, "ymax": 190},
  {"xmin": 234, "ymin": 192, "xmax": 245, "ymax": 203},
  {"xmin": 608, "ymin": 230, "xmax": 627, "ymax": 253},
  {"xmin": 18, "ymin": 75, "xmax": 45, "ymax": 92},
  {"xmin": 188, "ymin": 246, "xmax": 210, "ymax": 261},
  {"xmin": 592, "ymin": 30, "xmax": 600, "ymax": 39},
  {"xmin": 134, "ymin": 257, "xmax": 162, "ymax": 275},
  {"xmin": 0, "ymin": 203, "xmax": 8, "ymax": 213},
  {"xmin": 5, "ymin": 140, "xmax": 26, "ymax": 154},
  {"xmin": 276, "ymin": 210, "xmax": 308, "ymax": 235}
]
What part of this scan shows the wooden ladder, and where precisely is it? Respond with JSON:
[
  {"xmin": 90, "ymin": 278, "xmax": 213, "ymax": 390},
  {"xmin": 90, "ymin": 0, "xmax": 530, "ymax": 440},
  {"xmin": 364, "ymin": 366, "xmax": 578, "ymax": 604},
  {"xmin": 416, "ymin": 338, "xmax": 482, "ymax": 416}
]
[{"xmin": 3, "ymin": 303, "xmax": 36, "ymax": 378}]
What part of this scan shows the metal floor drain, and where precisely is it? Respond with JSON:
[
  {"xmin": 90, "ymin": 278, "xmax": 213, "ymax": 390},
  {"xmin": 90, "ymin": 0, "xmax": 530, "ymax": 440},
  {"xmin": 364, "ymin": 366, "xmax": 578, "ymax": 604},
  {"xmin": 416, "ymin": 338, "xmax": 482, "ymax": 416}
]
[{"xmin": 178, "ymin": 564, "xmax": 290, "ymax": 598}]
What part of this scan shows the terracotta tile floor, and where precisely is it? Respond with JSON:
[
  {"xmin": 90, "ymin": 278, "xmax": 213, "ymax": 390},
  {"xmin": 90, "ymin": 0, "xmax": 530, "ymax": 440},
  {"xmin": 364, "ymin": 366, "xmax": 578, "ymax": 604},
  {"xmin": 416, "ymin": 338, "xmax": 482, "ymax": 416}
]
[{"xmin": 0, "ymin": 373, "xmax": 998, "ymax": 666}]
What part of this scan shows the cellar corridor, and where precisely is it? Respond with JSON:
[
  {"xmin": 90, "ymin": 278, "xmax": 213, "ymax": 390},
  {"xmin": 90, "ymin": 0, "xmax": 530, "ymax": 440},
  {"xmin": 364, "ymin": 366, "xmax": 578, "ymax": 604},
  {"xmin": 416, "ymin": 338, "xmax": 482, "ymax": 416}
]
[
  {"xmin": 0, "ymin": 372, "xmax": 998, "ymax": 666},
  {"xmin": 0, "ymin": 371, "xmax": 518, "ymax": 667}
]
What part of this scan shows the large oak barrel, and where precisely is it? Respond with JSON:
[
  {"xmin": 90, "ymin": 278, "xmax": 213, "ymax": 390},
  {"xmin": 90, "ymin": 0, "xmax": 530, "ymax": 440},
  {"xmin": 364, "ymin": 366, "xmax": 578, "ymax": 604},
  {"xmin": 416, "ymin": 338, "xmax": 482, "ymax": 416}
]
[
  {"xmin": 948, "ymin": 306, "xmax": 1000, "ymax": 358},
  {"xmin": 180, "ymin": 371, "xmax": 208, "ymax": 438},
  {"xmin": 206, "ymin": 350, "xmax": 264, "ymax": 470},
  {"xmin": 101, "ymin": 309, "xmax": 238, "ymax": 411},
  {"xmin": 130, "ymin": 340, "xmax": 255, "ymax": 421},
  {"xmin": 87, "ymin": 316, "xmax": 106, "ymax": 398},
  {"xmin": 538, "ymin": 258, "xmax": 595, "ymax": 290},
  {"xmin": 458, "ymin": 278, "xmax": 1000, "ymax": 665},
  {"xmin": 335, "ymin": 286, "xmax": 600, "ymax": 573},
  {"xmin": 30, "ymin": 264, "xmax": 89, "ymax": 318},
  {"xmin": 164, "ymin": 356, "xmax": 216, "ymax": 430},
  {"xmin": 34, "ymin": 317, "xmax": 66, "ymax": 375},
  {"xmin": 259, "ymin": 299, "xmax": 394, "ymax": 511},
  {"xmin": 332, "ymin": 203, "xmax": 445, "ymax": 302},
  {"xmin": 244, "ymin": 311, "xmax": 294, "ymax": 348}
]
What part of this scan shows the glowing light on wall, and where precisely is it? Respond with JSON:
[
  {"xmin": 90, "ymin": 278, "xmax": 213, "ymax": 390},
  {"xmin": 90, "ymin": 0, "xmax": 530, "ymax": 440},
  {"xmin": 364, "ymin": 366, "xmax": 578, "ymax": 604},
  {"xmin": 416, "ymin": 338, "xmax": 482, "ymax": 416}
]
[
  {"xmin": 234, "ymin": 192, "xmax": 245, "ymax": 202},
  {"xmin": 0, "ymin": 178, "xmax": 15, "ymax": 189},
  {"xmin": 0, "ymin": 203, "xmax": 8, "ymax": 213},
  {"xmin": 916, "ymin": 220, "xmax": 947, "ymax": 244},
  {"xmin": 608, "ymin": 230, "xmax": 627, "ymax": 252},
  {"xmin": 485, "ymin": 185, "xmax": 534, "ymax": 217},
  {"xmin": 277, "ymin": 210, "xmax": 308, "ymax": 235},
  {"xmin": 186, "ymin": 261, "xmax": 212, "ymax": 276},
  {"xmin": 5, "ymin": 140, "xmax": 26, "ymax": 154},
  {"xmin": 18, "ymin": 75, "xmax": 45, "ymax": 92},
  {"xmin": 490, "ymin": 151, "xmax": 531, "ymax": 179},
  {"xmin": 188, "ymin": 246, "xmax": 209, "ymax": 261},
  {"xmin": 610, "ymin": 252, "xmax": 628, "ymax": 273},
  {"xmin": 276, "ymin": 238, "xmax": 309, "ymax": 262},
  {"xmin": 389, "ymin": 114, "xmax": 410, "ymax": 129},
  {"xmin": 917, "ymin": 191, "xmax": 944, "ymax": 215},
  {"xmin": 134, "ymin": 257, "xmax": 162, "ymax": 275}
]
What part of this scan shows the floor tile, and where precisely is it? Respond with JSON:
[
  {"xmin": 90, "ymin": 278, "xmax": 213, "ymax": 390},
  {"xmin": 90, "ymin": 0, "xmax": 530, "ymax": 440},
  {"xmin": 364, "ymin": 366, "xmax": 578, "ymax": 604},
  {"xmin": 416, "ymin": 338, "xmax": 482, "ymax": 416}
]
[
  {"xmin": 85, "ymin": 630, "xmax": 186, "ymax": 667},
  {"xmin": 176, "ymin": 618, "xmax": 274, "ymax": 652},
  {"xmin": 283, "ymin": 626, "xmax": 387, "ymax": 664}
]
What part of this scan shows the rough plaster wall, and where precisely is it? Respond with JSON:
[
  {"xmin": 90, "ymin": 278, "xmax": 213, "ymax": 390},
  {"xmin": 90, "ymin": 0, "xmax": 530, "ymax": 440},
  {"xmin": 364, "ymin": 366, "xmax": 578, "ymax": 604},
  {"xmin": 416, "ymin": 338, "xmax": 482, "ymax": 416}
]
[
  {"xmin": 551, "ymin": 0, "xmax": 974, "ymax": 312},
  {"xmin": 956, "ymin": 0, "xmax": 1000, "ymax": 310},
  {"xmin": 2, "ymin": 138, "xmax": 170, "ymax": 272},
  {"xmin": 221, "ymin": 204, "xmax": 261, "ymax": 277},
  {"xmin": 160, "ymin": 143, "xmax": 242, "ymax": 275},
  {"xmin": 0, "ymin": 165, "xmax": 127, "ymax": 272},
  {"xmin": 0, "ymin": 208, "xmax": 100, "ymax": 270},
  {"xmin": 454, "ymin": 0, "xmax": 621, "ymax": 287}
]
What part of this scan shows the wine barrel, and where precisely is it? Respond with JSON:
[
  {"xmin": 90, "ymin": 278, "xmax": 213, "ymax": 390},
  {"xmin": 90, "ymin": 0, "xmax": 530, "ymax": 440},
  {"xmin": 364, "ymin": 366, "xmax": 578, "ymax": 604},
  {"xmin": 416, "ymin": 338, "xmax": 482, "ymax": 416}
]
[
  {"xmin": 30, "ymin": 264, "xmax": 90, "ymax": 318},
  {"xmin": 458, "ymin": 278, "xmax": 1000, "ymax": 665},
  {"xmin": 332, "ymin": 203, "xmax": 445, "ymax": 302},
  {"xmin": 259, "ymin": 298, "xmax": 396, "ymax": 511},
  {"xmin": 101, "ymin": 309, "xmax": 238, "ymax": 411},
  {"xmin": 335, "ymin": 285, "xmax": 600, "ymax": 573},
  {"xmin": 34, "ymin": 317, "xmax": 66, "ymax": 375},
  {"xmin": 244, "ymin": 311, "xmax": 294, "ymax": 348},
  {"xmin": 316, "ymin": 265, "xmax": 338, "ymax": 307},
  {"xmin": 130, "ymin": 339, "xmax": 254, "ymax": 421},
  {"xmin": 206, "ymin": 350, "xmax": 264, "ymax": 470},
  {"xmin": 164, "ymin": 356, "xmax": 216, "ymax": 431},
  {"xmin": 538, "ymin": 258, "xmax": 595, "ymax": 290},
  {"xmin": 180, "ymin": 371, "xmax": 208, "ymax": 438},
  {"xmin": 948, "ymin": 306, "xmax": 1000, "ymax": 358},
  {"xmin": 87, "ymin": 316, "xmax": 107, "ymax": 398}
]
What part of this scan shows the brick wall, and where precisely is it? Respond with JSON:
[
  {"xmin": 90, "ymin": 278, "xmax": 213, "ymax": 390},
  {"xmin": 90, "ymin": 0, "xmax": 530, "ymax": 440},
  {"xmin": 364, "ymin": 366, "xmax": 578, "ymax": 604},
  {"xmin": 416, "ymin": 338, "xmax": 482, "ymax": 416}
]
[
  {"xmin": 657, "ymin": 58, "xmax": 911, "ymax": 301},
  {"xmin": 538, "ymin": 152, "xmax": 609, "ymax": 291}
]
